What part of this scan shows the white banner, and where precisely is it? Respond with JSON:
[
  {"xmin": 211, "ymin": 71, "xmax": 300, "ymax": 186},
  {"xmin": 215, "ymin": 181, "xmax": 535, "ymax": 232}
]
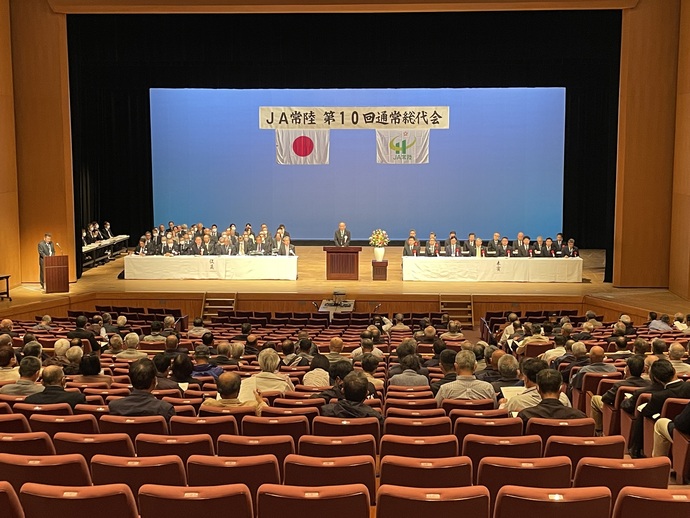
[
  {"xmin": 261, "ymin": 106, "xmax": 449, "ymax": 129},
  {"xmin": 275, "ymin": 129, "xmax": 330, "ymax": 165},
  {"xmin": 376, "ymin": 129, "xmax": 429, "ymax": 164}
]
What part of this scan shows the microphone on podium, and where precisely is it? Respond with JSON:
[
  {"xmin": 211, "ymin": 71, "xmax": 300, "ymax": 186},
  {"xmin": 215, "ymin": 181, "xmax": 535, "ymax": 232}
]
[{"xmin": 55, "ymin": 242, "xmax": 63, "ymax": 255}]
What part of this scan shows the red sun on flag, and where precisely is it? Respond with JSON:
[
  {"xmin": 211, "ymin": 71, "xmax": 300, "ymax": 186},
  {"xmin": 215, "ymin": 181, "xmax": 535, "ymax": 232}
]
[{"xmin": 292, "ymin": 135, "xmax": 314, "ymax": 157}]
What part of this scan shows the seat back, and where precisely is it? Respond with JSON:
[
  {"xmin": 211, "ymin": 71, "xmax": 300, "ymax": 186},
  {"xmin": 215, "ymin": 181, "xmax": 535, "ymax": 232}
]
[
  {"xmin": 98, "ymin": 415, "xmax": 168, "ymax": 443},
  {"xmin": 312, "ymin": 416, "xmax": 380, "ymax": 448},
  {"xmin": 376, "ymin": 484, "xmax": 490, "ymax": 517},
  {"xmin": 0, "ymin": 452, "xmax": 91, "ymax": 493},
  {"xmin": 544, "ymin": 435, "xmax": 625, "ymax": 468},
  {"xmin": 384, "ymin": 398, "xmax": 439, "ymax": 412},
  {"xmin": 91, "ymin": 454, "xmax": 186, "ymax": 502},
  {"xmin": 257, "ymin": 483, "xmax": 370, "ymax": 518},
  {"xmin": 385, "ymin": 408, "xmax": 446, "ymax": 419},
  {"xmin": 0, "ymin": 414, "xmax": 30, "ymax": 433},
  {"xmin": 135, "ymin": 433, "xmax": 214, "ymax": 462},
  {"xmin": 216, "ymin": 434, "xmax": 294, "ymax": 478},
  {"xmin": 383, "ymin": 416, "xmax": 452, "ymax": 437},
  {"xmin": 0, "ymin": 480, "xmax": 23, "ymax": 518},
  {"xmin": 454, "ymin": 417, "xmax": 523, "ymax": 444},
  {"xmin": 283, "ymin": 454, "xmax": 376, "ymax": 498},
  {"xmin": 477, "ymin": 456, "xmax": 572, "ymax": 514},
  {"xmin": 29, "ymin": 414, "xmax": 99, "ymax": 437},
  {"xmin": 441, "ymin": 398, "xmax": 495, "ymax": 414},
  {"xmin": 380, "ymin": 434, "xmax": 458, "ymax": 459},
  {"xmin": 138, "ymin": 483, "xmax": 253, "ymax": 518},
  {"xmin": 13, "ymin": 403, "xmax": 73, "ymax": 419},
  {"xmin": 186, "ymin": 454, "xmax": 279, "ymax": 510},
  {"xmin": 573, "ymin": 456, "xmax": 671, "ymax": 503},
  {"xmin": 462, "ymin": 434, "xmax": 543, "ymax": 484},
  {"xmin": 0, "ymin": 432, "xmax": 55, "ymax": 455},
  {"xmin": 241, "ymin": 415, "xmax": 309, "ymax": 445},
  {"xmin": 379, "ymin": 455, "xmax": 472, "ymax": 488},
  {"xmin": 612, "ymin": 487, "xmax": 690, "ymax": 518},
  {"xmin": 298, "ymin": 434, "xmax": 376, "ymax": 458},
  {"xmin": 494, "ymin": 485, "xmax": 611, "ymax": 518},
  {"xmin": 53, "ymin": 432, "xmax": 135, "ymax": 462},
  {"xmin": 525, "ymin": 417, "xmax": 596, "ymax": 448},
  {"xmin": 20, "ymin": 483, "xmax": 137, "ymax": 518},
  {"xmin": 169, "ymin": 415, "xmax": 237, "ymax": 443}
]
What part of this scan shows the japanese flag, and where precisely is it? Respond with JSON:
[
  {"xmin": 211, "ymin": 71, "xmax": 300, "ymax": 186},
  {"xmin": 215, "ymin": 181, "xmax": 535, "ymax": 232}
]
[{"xmin": 276, "ymin": 129, "xmax": 330, "ymax": 165}]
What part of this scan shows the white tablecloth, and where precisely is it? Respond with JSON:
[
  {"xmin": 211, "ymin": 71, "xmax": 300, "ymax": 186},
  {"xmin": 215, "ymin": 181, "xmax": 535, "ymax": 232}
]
[
  {"xmin": 124, "ymin": 255, "xmax": 298, "ymax": 280},
  {"xmin": 402, "ymin": 257, "xmax": 583, "ymax": 282}
]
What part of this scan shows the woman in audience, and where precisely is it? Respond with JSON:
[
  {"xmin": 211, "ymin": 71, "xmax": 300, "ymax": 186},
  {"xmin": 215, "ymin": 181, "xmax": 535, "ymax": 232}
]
[
  {"xmin": 302, "ymin": 353, "xmax": 331, "ymax": 387},
  {"xmin": 169, "ymin": 354, "xmax": 198, "ymax": 388},
  {"xmin": 71, "ymin": 353, "xmax": 113, "ymax": 387}
]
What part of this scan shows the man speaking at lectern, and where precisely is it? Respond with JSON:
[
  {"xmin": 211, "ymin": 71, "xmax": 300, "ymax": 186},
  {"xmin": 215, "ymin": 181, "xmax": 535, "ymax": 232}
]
[
  {"xmin": 38, "ymin": 233, "xmax": 55, "ymax": 290},
  {"xmin": 334, "ymin": 222, "xmax": 351, "ymax": 247}
]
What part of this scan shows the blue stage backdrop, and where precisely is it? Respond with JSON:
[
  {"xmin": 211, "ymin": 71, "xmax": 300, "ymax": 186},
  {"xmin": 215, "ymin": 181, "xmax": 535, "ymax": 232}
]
[{"xmin": 150, "ymin": 87, "xmax": 565, "ymax": 241}]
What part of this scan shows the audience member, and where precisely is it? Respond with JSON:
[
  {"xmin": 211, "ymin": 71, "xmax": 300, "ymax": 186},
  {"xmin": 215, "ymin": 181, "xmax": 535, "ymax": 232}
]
[
  {"xmin": 170, "ymin": 354, "xmax": 198, "ymax": 387},
  {"xmin": 152, "ymin": 353, "xmax": 182, "ymax": 390},
  {"xmin": 244, "ymin": 334, "xmax": 260, "ymax": 356},
  {"xmin": 325, "ymin": 337, "xmax": 349, "ymax": 364},
  {"xmin": 163, "ymin": 335, "xmax": 188, "ymax": 360},
  {"xmin": 649, "ymin": 313, "xmax": 674, "ymax": 332},
  {"xmin": 191, "ymin": 344, "xmax": 223, "ymax": 381},
  {"xmin": 32, "ymin": 315, "xmax": 54, "ymax": 332},
  {"xmin": 435, "ymin": 350, "xmax": 496, "ymax": 407},
  {"xmin": 102, "ymin": 334, "xmax": 124, "ymax": 355},
  {"xmin": 115, "ymin": 332, "xmax": 147, "ymax": 360},
  {"xmin": 389, "ymin": 355, "xmax": 429, "ymax": 386},
  {"xmin": 64, "ymin": 346, "xmax": 83, "ymax": 375},
  {"xmin": 201, "ymin": 372, "xmax": 267, "ymax": 415},
  {"xmin": 0, "ymin": 356, "xmax": 44, "ymax": 395},
  {"xmin": 430, "ymin": 349, "xmax": 459, "ymax": 396},
  {"xmin": 423, "ymin": 340, "xmax": 446, "ymax": 368},
  {"xmin": 668, "ymin": 342, "xmax": 690, "ymax": 374},
  {"xmin": 560, "ymin": 341, "xmax": 590, "ymax": 383},
  {"xmin": 108, "ymin": 358, "xmax": 175, "ymax": 422},
  {"xmin": 66, "ymin": 315, "xmax": 99, "ymax": 352},
  {"xmin": 71, "ymin": 353, "xmax": 113, "ymax": 387},
  {"xmin": 43, "ymin": 338, "xmax": 70, "ymax": 368},
  {"xmin": 476, "ymin": 347, "xmax": 505, "ymax": 383},
  {"xmin": 209, "ymin": 341, "xmax": 237, "ymax": 366},
  {"xmin": 187, "ymin": 317, "xmax": 211, "ymax": 338},
  {"xmin": 569, "ymin": 345, "xmax": 618, "ymax": 395},
  {"xmin": 143, "ymin": 321, "xmax": 166, "ymax": 341},
  {"xmin": 25, "ymin": 365, "xmax": 86, "ymax": 408},
  {"xmin": 281, "ymin": 339, "xmax": 310, "ymax": 367},
  {"xmin": 320, "ymin": 371, "xmax": 383, "ymax": 428},
  {"xmin": 653, "ymin": 399, "xmax": 690, "ymax": 457},
  {"xmin": 491, "ymin": 354, "xmax": 524, "ymax": 398},
  {"xmin": 504, "ymin": 358, "xmax": 572, "ymax": 413},
  {"xmin": 351, "ymin": 338, "xmax": 382, "ymax": 362},
  {"xmin": 517, "ymin": 369, "xmax": 586, "ymax": 427},
  {"xmin": 440, "ymin": 320, "xmax": 464, "ymax": 341},
  {"xmin": 302, "ymin": 354, "xmax": 331, "ymax": 387},
  {"xmin": 238, "ymin": 348, "xmax": 294, "ymax": 402},
  {"xmin": 361, "ymin": 353, "xmax": 384, "ymax": 391}
]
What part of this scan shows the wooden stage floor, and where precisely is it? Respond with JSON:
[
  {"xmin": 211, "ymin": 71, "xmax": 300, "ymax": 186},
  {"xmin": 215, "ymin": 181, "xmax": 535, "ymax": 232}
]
[{"xmin": 2, "ymin": 247, "xmax": 689, "ymax": 318}]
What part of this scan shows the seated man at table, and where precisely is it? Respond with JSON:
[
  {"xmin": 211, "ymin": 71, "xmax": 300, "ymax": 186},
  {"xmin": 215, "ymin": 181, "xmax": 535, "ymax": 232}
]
[
  {"xmin": 278, "ymin": 235, "xmax": 296, "ymax": 256},
  {"xmin": 160, "ymin": 236, "xmax": 178, "ymax": 256},
  {"xmin": 253, "ymin": 234, "xmax": 271, "ymax": 255},
  {"xmin": 190, "ymin": 235, "xmax": 204, "ymax": 255},
  {"xmin": 497, "ymin": 237, "xmax": 512, "ymax": 257},
  {"xmin": 474, "ymin": 237, "xmax": 486, "ymax": 257},
  {"xmin": 563, "ymin": 238, "xmax": 579, "ymax": 257},
  {"xmin": 425, "ymin": 237, "xmax": 440, "ymax": 257},
  {"xmin": 516, "ymin": 236, "xmax": 531, "ymax": 256},
  {"xmin": 445, "ymin": 236, "xmax": 462, "ymax": 257},
  {"xmin": 201, "ymin": 371, "xmax": 267, "ymax": 415},
  {"xmin": 517, "ymin": 368, "xmax": 585, "ymax": 427},
  {"xmin": 543, "ymin": 237, "xmax": 556, "ymax": 257},
  {"xmin": 487, "ymin": 232, "xmax": 501, "ymax": 256},
  {"xmin": 463, "ymin": 233, "xmax": 477, "ymax": 255},
  {"xmin": 320, "ymin": 370, "xmax": 384, "ymax": 429},
  {"xmin": 109, "ymin": 358, "xmax": 175, "ymax": 422},
  {"xmin": 403, "ymin": 236, "xmax": 421, "ymax": 256},
  {"xmin": 532, "ymin": 236, "xmax": 545, "ymax": 256}
]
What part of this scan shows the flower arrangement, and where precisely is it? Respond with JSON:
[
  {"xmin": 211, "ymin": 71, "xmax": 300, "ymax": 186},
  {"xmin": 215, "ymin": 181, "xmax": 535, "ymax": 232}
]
[{"xmin": 369, "ymin": 229, "xmax": 390, "ymax": 247}]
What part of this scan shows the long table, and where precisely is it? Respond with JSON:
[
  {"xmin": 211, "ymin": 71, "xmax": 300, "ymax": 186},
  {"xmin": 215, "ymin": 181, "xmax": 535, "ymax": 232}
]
[
  {"xmin": 82, "ymin": 235, "xmax": 130, "ymax": 269},
  {"xmin": 402, "ymin": 256, "xmax": 583, "ymax": 282},
  {"xmin": 124, "ymin": 255, "xmax": 298, "ymax": 280}
]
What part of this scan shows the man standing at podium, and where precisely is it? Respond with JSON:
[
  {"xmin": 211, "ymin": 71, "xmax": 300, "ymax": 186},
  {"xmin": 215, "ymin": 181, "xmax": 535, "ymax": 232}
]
[
  {"xmin": 334, "ymin": 222, "xmax": 351, "ymax": 247},
  {"xmin": 38, "ymin": 233, "xmax": 55, "ymax": 291}
]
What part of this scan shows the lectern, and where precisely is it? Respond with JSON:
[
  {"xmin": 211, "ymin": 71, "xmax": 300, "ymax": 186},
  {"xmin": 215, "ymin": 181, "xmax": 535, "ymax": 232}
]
[
  {"xmin": 44, "ymin": 255, "xmax": 69, "ymax": 293},
  {"xmin": 323, "ymin": 246, "xmax": 362, "ymax": 280}
]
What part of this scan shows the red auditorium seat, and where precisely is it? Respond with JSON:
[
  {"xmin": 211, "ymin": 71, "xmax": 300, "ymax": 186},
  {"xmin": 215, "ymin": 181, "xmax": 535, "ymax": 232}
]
[
  {"xmin": 135, "ymin": 433, "xmax": 214, "ymax": 462},
  {"xmin": 138, "ymin": 483, "xmax": 253, "ymax": 518},
  {"xmin": 53, "ymin": 432, "xmax": 135, "ymax": 462},
  {"xmin": 494, "ymin": 485, "xmax": 611, "ymax": 518},
  {"xmin": 257, "ymin": 483, "xmax": 370, "ymax": 518},
  {"xmin": 379, "ymin": 455, "xmax": 473, "ymax": 488},
  {"xmin": 20, "ymin": 483, "xmax": 138, "ymax": 518},
  {"xmin": 376, "ymin": 484, "xmax": 490, "ymax": 517},
  {"xmin": 283, "ymin": 454, "xmax": 376, "ymax": 499}
]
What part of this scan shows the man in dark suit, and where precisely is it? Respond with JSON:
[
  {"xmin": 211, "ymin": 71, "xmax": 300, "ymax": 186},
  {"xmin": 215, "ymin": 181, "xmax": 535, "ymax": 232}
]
[
  {"xmin": 253, "ymin": 234, "xmax": 271, "ymax": 255},
  {"xmin": 151, "ymin": 229, "xmax": 163, "ymax": 250},
  {"xmin": 487, "ymin": 232, "xmax": 501, "ymax": 256},
  {"xmin": 531, "ymin": 236, "xmax": 545, "ymax": 257},
  {"xmin": 443, "ymin": 231, "xmax": 458, "ymax": 248},
  {"xmin": 201, "ymin": 235, "xmax": 217, "ymax": 255},
  {"xmin": 463, "ymin": 233, "xmax": 476, "ymax": 255},
  {"xmin": 160, "ymin": 237, "xmax": 179, "ymax": 256},
  {"xmin": 25, "ymin": 365, "xmax": 86, "ymax": 409},
  {"xmin": 177, "ymin": 234, "xmax": 193, "ymax": 255},
  {"xmin": 37, "ymin": 233, "xmax": 55, "ymax": 290},
  {"xmin": 216, "ymin": 237, "xmax": 234, "ymax": 256},
  {"xmin": 190, "ymin": 236, "xmax": 204, "ymax": 255},
  {"xmin": 403, "ymin": 236, "xmax": 421, "ymax": 257},
  {"xmin": 101, "ymin": 222, "xmax": 114, "ymax": 239},
  {"xmin": 543, "ymin": 237, "xmax": 557, "ymax": 257},
  {"xmin": 278, "ymin": 236, "xmax": 296, "ymax": 256},
  {"xmin": 629, "ymin": 359, "xmax": 690, "ymax": 457},
  {"xmin": 512, "ymin": 232, "xmax": 525, "ymax": 250},
  {"xmin": 516, "ymin": 236, "xmax": 531, "ymax": 257},
  {"xmin": 563, "ymin": 238, "xmax": 579, "ymax": 257},
  {"xmin": 497, "ymin": 237, "xmax": 512, "ymax": 257},
  {"xmin": 334, "ymin": 221, "xmax": 351, "ymax": 247},
  {"xmin": 67, "ymin": 315, "xmax": 100, "ymax": 352},
  {"xmin": 425, "ymin": 237, "xmax": 440, "ymax": 257},
  {"xmin": 555, "ymin": 233, "xmax": 566, "ymax": 253},
  {"xmin": 445, "ymin": 236, "xmax": 462, "ymax": 257},
  {"xmin": 143, "ymin": 231, "xmax": 157, "ymax": 255}
]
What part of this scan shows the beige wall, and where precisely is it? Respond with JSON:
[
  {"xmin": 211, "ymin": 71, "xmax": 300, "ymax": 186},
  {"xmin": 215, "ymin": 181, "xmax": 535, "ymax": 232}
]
[
  {"xmin": 670, "ymin": 0, "xmax": 690, "ymax": 299},
  {"xmin": 0, "ymin": 0, "xmax": 22, "ymax": 287},
  {"xmin": 11, "ymin": 0, "xmax": 76, "ymax": 285}
]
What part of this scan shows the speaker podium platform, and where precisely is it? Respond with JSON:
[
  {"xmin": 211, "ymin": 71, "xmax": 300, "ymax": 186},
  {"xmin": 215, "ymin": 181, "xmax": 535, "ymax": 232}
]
[
  {"xmin": 323, "ymin": 246, "xmax": 362, "ymax": 280},
  {"xmin": 44, "ymin": 255, "xmax": 69, "ymax": 293}
]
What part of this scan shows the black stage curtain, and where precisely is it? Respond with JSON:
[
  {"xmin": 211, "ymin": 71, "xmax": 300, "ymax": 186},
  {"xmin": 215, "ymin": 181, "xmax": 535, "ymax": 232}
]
[{"xmin": 67, "ymin": 11, "xmax": 621, "ymax": 281}]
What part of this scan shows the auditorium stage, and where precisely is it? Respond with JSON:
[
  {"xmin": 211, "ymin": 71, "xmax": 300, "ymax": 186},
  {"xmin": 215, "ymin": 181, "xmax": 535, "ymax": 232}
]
[{"xmin": 1, "ymin": 247, "xmax": 689, "ymax": 324}]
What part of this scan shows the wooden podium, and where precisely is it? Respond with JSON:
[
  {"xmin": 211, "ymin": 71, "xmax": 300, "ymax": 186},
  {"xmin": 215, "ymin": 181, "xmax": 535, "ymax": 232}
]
[
  {"xmin": 44, "ymin": 255, "xmax": 69, "ymax": 293},
  {"xmin": 323, "ymin": 246, "xmax": 362, "ymax": 280}
]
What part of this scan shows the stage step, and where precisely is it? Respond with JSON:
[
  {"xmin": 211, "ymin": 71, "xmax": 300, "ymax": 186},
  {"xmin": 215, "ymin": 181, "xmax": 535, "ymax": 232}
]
[
  {"xmin": 202, "ymin": 293, "xmax": 236, "ymax": 323},
  {"xmin": 440, "ymin": 295, "xmax": 474, "ymax": 330}
]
